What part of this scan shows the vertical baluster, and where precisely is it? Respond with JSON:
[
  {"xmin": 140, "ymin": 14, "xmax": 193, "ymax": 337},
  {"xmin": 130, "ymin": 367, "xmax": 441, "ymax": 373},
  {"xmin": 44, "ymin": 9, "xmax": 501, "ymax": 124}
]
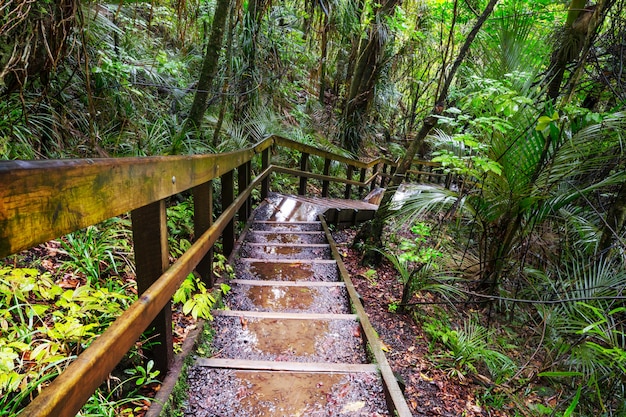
[
  {"xmin": 221, "ymin": 170, "xmax": 235, "ymax": 257},
  {"xmin": 193, "ymin": 181, "xmax": 213, "ymax": 287},
  {"xmin": 345, "ymin": 165, "xmax": 354, "ymax": 199},
  {"xmin": 131, "ymin": 200, "xmax": 172, "ymax": 376},
  {"xmin": 322, "ymin": 158, "xmax": 331, "ymax": 197},
  {"xmin": 298, "ymin": 152, "xmax": 309, "ymax": 195},
  {"xmin": 358, "ymin": 167, "xmax": 366, "ymax": 197},
  {"xmin": 370, "ymin": 163, "xmax": 379, "ymax": 191},
  {"xmin": 261, "ymin": 147, "xmax": 270, "ymax": 199},
  {"xmin": 381, "ymin": 164, "xmax": 388, "ymax": 187},
  {"xmin": 238, "ymin": 162, "xmax": 251, "ymax": 221}
]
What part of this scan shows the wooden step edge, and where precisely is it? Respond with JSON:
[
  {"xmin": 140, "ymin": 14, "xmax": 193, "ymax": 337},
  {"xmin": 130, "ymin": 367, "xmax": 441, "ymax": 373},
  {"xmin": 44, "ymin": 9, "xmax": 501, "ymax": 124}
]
[
  {"xmin": 247, "ymin": 230, "xmax": 326, "ymax": 235},
  {"xmin": 230, "ymin": 279, "xmax": 345, "ymax": 287},
  {"xmin": 252, "ymin": 220, "xmax": 322, "ymax": 225},
  {"xmin": 235, "ymin": 258, "xmax": 336, "ymax": 264},
  {"xmin": 242, "ymin": 242, "xmax": 330, "ymax": 248},
  {"xmin": 214, "ymin": 310, "xmax": 358, "ymax": 320},
  {"xmin": 194, "ymin": 358, "xmax": 379, "ymax": 374}
]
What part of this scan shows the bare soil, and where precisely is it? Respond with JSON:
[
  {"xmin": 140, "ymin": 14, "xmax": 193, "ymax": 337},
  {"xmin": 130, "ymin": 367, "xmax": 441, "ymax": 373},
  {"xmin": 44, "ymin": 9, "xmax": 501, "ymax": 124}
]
[{"xmin": 333, "ymin": 228, "xmax": 507, "ymax": 417}]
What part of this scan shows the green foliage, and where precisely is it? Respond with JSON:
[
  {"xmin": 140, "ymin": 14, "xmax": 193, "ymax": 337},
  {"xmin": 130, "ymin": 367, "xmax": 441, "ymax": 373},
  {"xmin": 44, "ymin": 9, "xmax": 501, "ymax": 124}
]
[
  {"xmin": 59, "ymin": 218, "xmax": 133, "ymax": 286},
  {"xmin": 423, "ymin": 316, "xmax": 516, "ymax": 383},
  {"xmin": 0, "ymin": 267, "xmax": 137, "ymax": 414},
  {"xmin": 173, "ymin": 273, "xmax": 230, "ymax": 320},
  {"xmin": 167, "ymin": 199, "xmax": 195, "ymax": 258},
  {"xmin": 524, "ymin": 251, "xmax": 626, "ymax": 414}
]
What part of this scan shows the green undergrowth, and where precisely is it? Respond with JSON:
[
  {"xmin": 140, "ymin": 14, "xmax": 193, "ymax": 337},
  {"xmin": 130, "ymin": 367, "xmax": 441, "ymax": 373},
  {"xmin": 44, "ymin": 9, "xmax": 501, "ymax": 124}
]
[
  {"xmin": 159, "ymin": 324, "xmax": 216, "ymax": 417},
  {"xmin": 0, "ymin": 202, "xmax": 231, "ymax": 415}
]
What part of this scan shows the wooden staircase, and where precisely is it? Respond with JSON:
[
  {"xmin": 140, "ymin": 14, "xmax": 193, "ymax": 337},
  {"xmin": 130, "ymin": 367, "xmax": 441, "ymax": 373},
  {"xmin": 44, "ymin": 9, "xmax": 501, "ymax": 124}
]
[{"xmin": 182, "ymin": 195, "xmax": 411, "ymax": 416}]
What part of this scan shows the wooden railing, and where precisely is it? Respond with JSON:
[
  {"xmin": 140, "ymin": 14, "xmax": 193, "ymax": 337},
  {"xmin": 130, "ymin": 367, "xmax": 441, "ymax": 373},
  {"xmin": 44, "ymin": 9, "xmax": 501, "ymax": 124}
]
[{"xmin": 0, "ymin": 135, "xmax": 399, "ymax": 417}]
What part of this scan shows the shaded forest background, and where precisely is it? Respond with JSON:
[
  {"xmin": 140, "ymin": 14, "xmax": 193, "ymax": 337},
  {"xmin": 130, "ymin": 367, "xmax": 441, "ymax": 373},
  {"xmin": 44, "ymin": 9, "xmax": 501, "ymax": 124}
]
[{"xmin": 1, "ymin": 0, "xmax": 626, "ymax": 415}]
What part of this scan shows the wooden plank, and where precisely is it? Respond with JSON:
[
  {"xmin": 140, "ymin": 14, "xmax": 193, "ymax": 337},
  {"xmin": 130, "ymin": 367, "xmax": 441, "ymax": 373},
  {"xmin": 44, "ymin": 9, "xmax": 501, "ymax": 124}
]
[
  {"xmin": 261, "ymin": 147, "xmax": 271, "ymax": 199},
  {"xmin": 193, "ymin": 181, "xmax": 214, "ymax": 287},
  {"xmin": 322, "ymin": 158, "xmax": 331, "ymax": 197},
  {"xmin": 243, "ymin": 242, "xmax": 330, "ymax": 248},
  {"xmin": 344, "ymin": 165, "xmax": 354, "ymax": 199},
  {"xmin": 236, "ymin": 258, "xmax": 336, "ymax": 264},
  {"xmin": 130, "ymin": 200, "xmax": 172, "ymax": 375},
  {"xmin": 214, "ymin": 310, "xmax": 357, "ymax": 320},
  {"xmin": 319, "ymin": 216, "xmax": 413, "ymax": 417},
  {"xmin": 221, "ymin": 169, "xmax": 235, "ymax": 257},
  {"xmin": 247, "ymin": 230, "xmax": 326, "ymax": 235},
  {"xmin": 195, "ymin": 358, "xmax": 378, "ymax": 373},
  {"xmin": 252, "ymin": 220, "xmax": 322, "ymax": 224},
  {"xmin": 358, "ymin": 167, "xmax": 366, "ymax": 197},
  {"xmin": 238, "ymin": 162, "xmax": 251, "ymax": 221},
  {"xmin": 229, "ymin": 279, "xmax": 345, "ymax": 287},
  {"xmin": 370, "ymin": 163, "xmax": 379, "ymax": 191},
  {"xmin": 298, "ymin": 152, "xmax": 309, "ymax": 195},
  {"xmin": 1, "ymin": 132, "xmax": 394, "ymax": 259}
]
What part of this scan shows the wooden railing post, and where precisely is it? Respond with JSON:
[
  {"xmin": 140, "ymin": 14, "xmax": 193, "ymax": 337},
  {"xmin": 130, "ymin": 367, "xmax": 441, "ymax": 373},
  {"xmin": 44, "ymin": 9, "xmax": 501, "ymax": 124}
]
[
  {"xmin": 131, "ymin": 200, "xmax": 172, "ymax": 376},
  {"xmin": 221, "ymin": 169, "xmax": 235, "ymax": 257},
  {"xmin": 390, "ymin": 165, "xmax": 397, "ymax": 185},
  {"xmin": 381, "ymin": 164, "xmax": 388, "ymax": 187},
  {"xmin": 299, "ymin": 152, "xmax": 309, "ymax": 195},
  {"xmin": 238, "ymin": 162, "xmax": 251, "ymax": 221},
  {"xmin": 370, "ymin": 163, "xmax": 379, "ymax": 191},
  {"xmin": 345, "ymin": 165, "xmax": 354, "ymax": 199},
  {"xmin": 261, "ymin": 147, "xmax": 271, "ymax": 199},
  {"xmin": 358, "ymin": 167, "xmax": 366, "ymax": 197},
  {"xmin": 322, "ymin": 158, "xmax": 331, "ymax": 197},
  {"xmin": 193, "ymin": 181, "xmax": 213, "ymax": 287}
]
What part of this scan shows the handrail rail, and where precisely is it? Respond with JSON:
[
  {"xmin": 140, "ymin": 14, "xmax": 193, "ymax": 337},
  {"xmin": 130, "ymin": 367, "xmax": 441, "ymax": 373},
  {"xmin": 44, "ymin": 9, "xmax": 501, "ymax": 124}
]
[
  {"xmin": 272, "ymin": 136, "xmax": 397, "ymax": 169},
  {"xmin": 0, "ymin": 138, "xmax": 273, "ymax": 258},
  {"xmin": 0, "ymin": 134, "xmax": 400, "ymax": 417}
]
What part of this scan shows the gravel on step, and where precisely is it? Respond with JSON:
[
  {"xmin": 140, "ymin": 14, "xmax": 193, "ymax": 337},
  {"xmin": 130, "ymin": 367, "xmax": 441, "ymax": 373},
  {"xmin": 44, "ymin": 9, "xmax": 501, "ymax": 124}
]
[{"xmin": 184, "ymin": 367, "xmax": 391, "ymax": 417}]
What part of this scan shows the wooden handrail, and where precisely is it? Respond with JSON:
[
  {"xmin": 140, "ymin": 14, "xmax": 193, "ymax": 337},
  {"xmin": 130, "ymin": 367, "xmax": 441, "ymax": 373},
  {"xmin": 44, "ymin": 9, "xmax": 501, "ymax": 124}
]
[
  {"xmin": 1, "ymin": 132, "xmax": 446, "ymax": 416},
  {"xmin": 0, "ymin": 139, "xmax": 273, "ymax": 258}
]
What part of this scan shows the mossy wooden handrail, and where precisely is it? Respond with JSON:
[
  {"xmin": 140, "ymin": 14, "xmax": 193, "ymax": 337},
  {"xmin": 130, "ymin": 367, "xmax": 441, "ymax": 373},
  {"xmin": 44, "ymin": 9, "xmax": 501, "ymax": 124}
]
[{"xmin": 0, "ymin": 135, "xmax": 397, "ymax": 417}]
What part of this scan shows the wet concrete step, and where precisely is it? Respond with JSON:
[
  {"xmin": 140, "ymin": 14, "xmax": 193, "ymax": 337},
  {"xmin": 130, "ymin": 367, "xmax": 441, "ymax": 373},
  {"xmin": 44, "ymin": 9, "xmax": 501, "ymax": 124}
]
[
  {"xmin": 211, "ymin": 311, "xmax": 366, "ymax": 364},
  {"xmin": 226, "ymin": 280, "xmax": 349, "ymax": 314},
  {"xmin": 239, "ymin": 242, "xmax": 331, "ymax": 260},
  {"xmin": 232, "ymin": 259, "xmax": 339, "ymax": 282},
  {"xmin": 249, "ymin": 220, "xmax": 323, "ymax": 232},
  {"xmin": 244, "ymin": 230, "xmax": 327, "ymax": 244},
  {"xmin": 185, "ymin": 367, "xmax": 390, "ymax": 416}
]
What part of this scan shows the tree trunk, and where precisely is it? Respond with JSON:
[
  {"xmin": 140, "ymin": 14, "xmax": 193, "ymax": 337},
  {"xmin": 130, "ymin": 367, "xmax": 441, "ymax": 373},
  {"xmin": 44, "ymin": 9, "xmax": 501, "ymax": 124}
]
[
  {"xmin": 318, "ymin": 11, "xmax": 330, "ymax": 104},
  {"xmin": 545, "ymin": 0, "xmax": 593, "ymax": 102},
  {"xmin": 212, "ymin": 2, "xmax": 237, "ymax": 147},
  {"xmin": 341, "ymin": 0, "xmax": 400, "ymax": 154},
  {"xmin": 358, "ymin": 0, "xmax": 500, "ymax": 264},
  {"xmin": 184, "ymin": 0, "xmax": 231, "ymax": 132},
  {"xmin": 598, "ymin": 181, "xmax": 626, "ymax": 253}
]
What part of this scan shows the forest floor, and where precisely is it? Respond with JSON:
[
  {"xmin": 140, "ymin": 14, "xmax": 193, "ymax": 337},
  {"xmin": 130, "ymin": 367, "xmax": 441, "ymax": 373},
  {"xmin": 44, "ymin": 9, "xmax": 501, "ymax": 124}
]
[{"xmin": 333, "ymin": 228, "xmax": 512, "ymax": 417}]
